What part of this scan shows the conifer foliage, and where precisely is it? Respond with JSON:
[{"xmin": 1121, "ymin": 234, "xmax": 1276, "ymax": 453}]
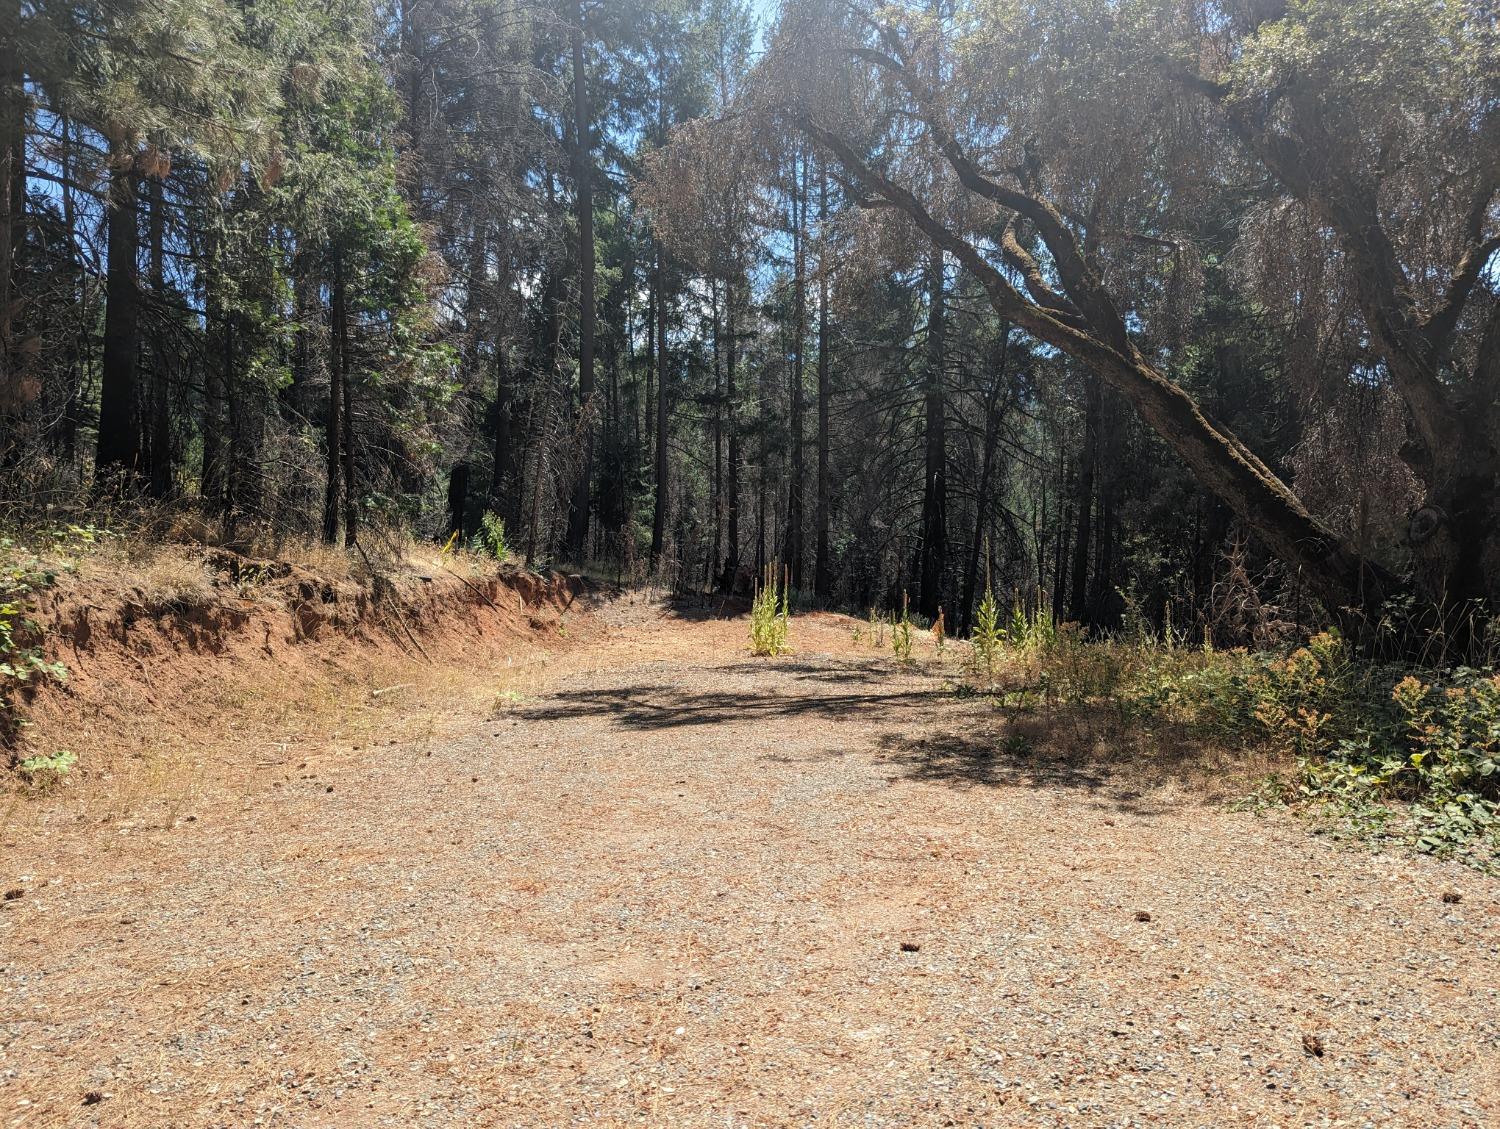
[{"xmin": 0, "ymin": 1, "xmax": 1494, "ymax": 648}]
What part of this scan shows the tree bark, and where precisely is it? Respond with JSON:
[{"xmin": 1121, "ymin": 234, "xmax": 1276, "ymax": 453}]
[
  {"xmin": 489, "ymin": 340, "xmax": 516, "ymax": 527},
  {"xmin": 959, "ymin": 327, "xmax": 1010, "ymax": 635},
  {"xmin": 814, "ymin": 167, "xmax": 833, "ymax": 597},
  {"xmin": 784, "ymin": 153, "xmax": 806, "ymax": 587},
  {"xmin": 200, "ymin": 246, "xmax": 224, "ymax": 510},
  {"xmin": 289, "ymin": 252, "xmax": 319, "ymax": 419},
  {"xmin": 721, "ymin": 275, "xmax": 743, "ymax": 590},
  {"xmin": 643, "ymin": 275, "xmax": 654, "ymax": 475},
  {"xmin": 341, "ymin": 316, "xmax": 356, "ymax": 547},
  {"xmin": 755, "ymin": 354, "xmax": 768, "ymax": 578},
  {"xmin": 564, "ymin": 2, "xmax": 596, "ymax": 560},
  {"xmin": 145, "ymin": 173, "xmax": 173, "ymax": 498},
  {"xmin": 96, "ymin": 148, "xmax": 142, "ymax": 490},
  {"xmin": 1068, "ymin": 374, "xmax": 1100, "ymax": 624},
  {"xmin": 446, "ymin": 461, "xmax": 469, "ymax": 542},
  {"xmin": 0, "ymin": 0, "xmax": 24, "ymax": 417},
  {"xmin": 711, "ymin": 279, "xmax": 723, "ymax": 581},
  {"xmin": 322, "ymin": 252, "xmax": 347, "ymax": 545},
  {"xmin": 650, "ymin": 245, "xmax": 669, "ymax": 566},
  {"xmin": 49, "ymin": 114, "xmax": 79, "ymax": 459},
  {"xmin": 917, "ymin": 247, "xmax": 947, "ymax": 621}
]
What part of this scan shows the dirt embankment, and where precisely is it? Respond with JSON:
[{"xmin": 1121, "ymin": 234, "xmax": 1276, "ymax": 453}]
[{"xmin": 5, "ymin": 549, "xmax": 598, "ymax": 786}]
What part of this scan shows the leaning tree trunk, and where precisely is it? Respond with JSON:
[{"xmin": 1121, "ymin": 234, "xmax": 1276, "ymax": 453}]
[
  {"xmin": 1179, "ymin": 68, "xmax": 1500, "ymax": 629},
  {"xmin": 801, "ymin": 118, "xmax": 1395, "ymax": 629}
]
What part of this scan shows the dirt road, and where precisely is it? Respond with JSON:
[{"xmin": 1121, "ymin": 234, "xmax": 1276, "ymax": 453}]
[{"xmin": 3, "ymin": 600, "xmax": 1498, "ymax": 1126}]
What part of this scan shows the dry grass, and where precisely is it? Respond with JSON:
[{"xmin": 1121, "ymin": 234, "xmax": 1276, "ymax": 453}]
[{"xmin": 108, "ymin": 543, "xmax": 216, "ymax": 603}]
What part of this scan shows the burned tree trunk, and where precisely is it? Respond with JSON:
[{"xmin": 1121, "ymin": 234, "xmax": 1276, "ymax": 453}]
[
  {"xmin": 564, "ymin": 2, "xmax": 596, "ymax": 561},
  {"xmin": 96, "ymin": 149, "xmax": 142, "ymax": 491},
  {"xmin": 917, "ymin": 247, "xmax": 947, "ymax": 621}
]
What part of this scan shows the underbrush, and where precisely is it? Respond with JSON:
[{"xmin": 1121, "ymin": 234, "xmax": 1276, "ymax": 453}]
[
  {"xmin": 750, "ymin": 565, "xmax": 791, "ymax": 657},
  {"xmin": 962, "ymin": 601, "xmax": 1500, "ymax": 873},
  {"xmin": 1, "ymin": 524, "xmax": 104, "ymax": 743}
]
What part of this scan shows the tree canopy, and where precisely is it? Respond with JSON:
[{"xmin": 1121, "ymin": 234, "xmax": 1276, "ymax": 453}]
[{"xmin": 2, "ymin": 0, "xmax": 1496, "ymax": 648}]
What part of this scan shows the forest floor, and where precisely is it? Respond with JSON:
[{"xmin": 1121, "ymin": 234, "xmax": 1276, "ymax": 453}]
[{"xmin": 2, "ymin": 594, "xmax": 1498, "ymax": 1127}]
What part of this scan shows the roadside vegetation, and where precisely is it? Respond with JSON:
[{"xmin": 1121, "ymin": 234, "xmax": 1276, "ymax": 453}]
[
  {"xmin": 854, "ymin": 592, "xmax": 1500, "ymax": 873},
  {"xmin": 750, "ymin": 565, "xmax": 792, "ymax": 657}
]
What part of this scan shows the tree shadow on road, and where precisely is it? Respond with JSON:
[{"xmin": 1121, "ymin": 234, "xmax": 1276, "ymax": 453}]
[
  {"xmin": 658, "ymin": 595, "xmax": 751, "ymax": 621},
  {"xmin": 866, "ymin": 708, "xmax": 1259, "ymax": 815},
  {"xmin": 715, "ymin": 658, "xmax": 900, "ymax": 685},
  {"xmin": 516, "ymin": 678, "xmax": 939, "ymax": 731},
  {"xmin": 518, "ymin": 664, "xmax": 1263, "ymax": 817}
]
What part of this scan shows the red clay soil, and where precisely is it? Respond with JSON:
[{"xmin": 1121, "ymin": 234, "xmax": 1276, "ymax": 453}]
[
  {"xmin": 2, "ymin": 596, "xmax": 1498, "ymax": 1127},
  {"xmin": 7, "ymin": 551, "xmax": 592, "ymax": 784}
]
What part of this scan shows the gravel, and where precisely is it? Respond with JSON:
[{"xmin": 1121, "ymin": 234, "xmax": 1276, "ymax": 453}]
[{"xmin": 2, "ymin": 601, "xmax": 1497, "ymax": 1126}]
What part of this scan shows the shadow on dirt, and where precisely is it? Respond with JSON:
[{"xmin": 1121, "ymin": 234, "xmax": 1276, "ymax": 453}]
[
  {"xmin": 520, "ymin": 658, "xmax": 1247, "ymax": 816},
  {"xmin": 869, "ymin": 727, "xmax": 1200, "ymax": 816},
  {"xmin": 659, "ymin": 595, "xmax": 751, "ymax": 621},
  {"xmin": 517, "ymin": 680, "xmax": 939, "ymax": 730},
  {"xmin": 716, "ymin": 658, "xmax": 899, "ymax": 685}
]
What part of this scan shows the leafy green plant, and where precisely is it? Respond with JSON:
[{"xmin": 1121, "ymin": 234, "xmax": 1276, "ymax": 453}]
[
  {"xmin": 1120, "ymin": 628, "xmax": 1498, "ymax": 868},
  {"xmin": 494, "ymin": 688, "xmax": 528, "ymax": 710},
  {"xmin": 1000, "ymin": 732, "xmax": 1035, "ymax": 758},
  {"xmin": 18, "ymin": 749, "xmax": 77, "ymax": 791},
  {"xmin": 1008, "ymin": 591, "xmax": 1056, "ymax": 651},
  {"xmin": 968, "ymin": 587, "xmax": 1004, "ymax": 685},
  {"xmin": 1, "ymin": 538, "xmax": 71, "ymax": 733},
  {"xmin": 891, "ymin": 593, "xmax": 914, "ymax": 664},
  {"xmin": 750, "ymin": 565, "xmax": 790, "ymax": 657},
  {"xmin": 474, "ymin": 511, "xmax": 510, "ymax": 562}
]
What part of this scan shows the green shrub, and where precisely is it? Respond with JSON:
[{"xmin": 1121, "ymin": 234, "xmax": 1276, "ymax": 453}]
[
  {"xmin": 891, "ymin": 594, "xmax": 914, "ymax": 664},
  {"xmin": 969, "ymin": 588, "xmax": 1004, "ymax": 683},
  {"xmin": 1008, "ymin": 592, "xmax": 1056, "ymax": 651},
  {"xmin": 474, "ymin": 511, "xmax": 510, "ymax": 562},
  {"xmin": 1, "ymin": 539, "xmax": 71, "ymax": 733},
  {"xmin": 974, "ymin": 619, "xmax": 1498, "ymax": 868},
  {"xmin": 19, "ymin": 749, "xmax": 77, "ymax": 791},
  {"xmin": 750, "ymin": 565, "xmax": 790, "ymax": 657}
]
